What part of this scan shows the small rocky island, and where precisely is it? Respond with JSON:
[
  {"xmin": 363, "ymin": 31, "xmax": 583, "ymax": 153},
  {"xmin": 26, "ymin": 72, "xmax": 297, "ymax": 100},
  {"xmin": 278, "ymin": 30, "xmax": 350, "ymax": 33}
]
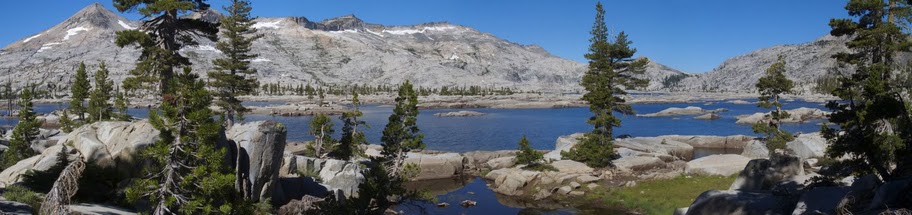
[{"xmin": 433, "ymin": 110, "xmax": 487, "ymax": 117}]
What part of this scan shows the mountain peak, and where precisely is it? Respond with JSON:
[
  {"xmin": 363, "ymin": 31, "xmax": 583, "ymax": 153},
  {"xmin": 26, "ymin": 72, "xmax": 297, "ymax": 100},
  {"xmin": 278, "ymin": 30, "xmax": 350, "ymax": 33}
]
[
  {"xmin": 66, "ymin": 2, "xmax": 123, "ymax": 28},
  {"xmin": 320, "ymin": 14, "xmax": 366, "ymax": 30}
]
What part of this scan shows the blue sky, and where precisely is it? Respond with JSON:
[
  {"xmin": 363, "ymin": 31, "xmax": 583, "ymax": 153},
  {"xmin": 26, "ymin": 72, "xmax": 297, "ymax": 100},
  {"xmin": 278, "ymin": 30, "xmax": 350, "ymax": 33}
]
[{"xmin": 0, "ymin": 0, "xmax": 849, "ymax": 73}]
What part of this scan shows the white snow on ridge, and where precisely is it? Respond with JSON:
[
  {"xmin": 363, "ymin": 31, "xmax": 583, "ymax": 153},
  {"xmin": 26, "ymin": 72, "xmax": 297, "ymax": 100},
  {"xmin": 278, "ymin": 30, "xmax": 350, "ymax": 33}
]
[
  {"xmin": 64, "ymin": 27, "xmax": 90, "ymax": 41},
  {"xmin": 23, "ymin": 34, "xmax": 41, "ymax": 43},
  {"xmin": 449, "ymin": 53, "xmax": 460, "ymax": 60},
  {"xmin": 365, "ymin": 28, "xmax": 384, "ymax": 37},
  {"xmin": 118, "ymin": 20, "xmax": 136, "ymax": 30},
  {"xmin": 251, "ymin": 58, "xmax": 272, "ymax": 63},
  {"xmin": 330, "ymin": 29, "xmax": 359, "ymax": 34},
  {"xmin": 38, "ymin": 42, "xmax": 62, "ymax": 53},
  {"xmin": 382, "ymin": 26, "xmax": 456, "ymax": 35},
  {"xmin": 252, "ymin": 20, "xmax": 283, "ymax": 29}
]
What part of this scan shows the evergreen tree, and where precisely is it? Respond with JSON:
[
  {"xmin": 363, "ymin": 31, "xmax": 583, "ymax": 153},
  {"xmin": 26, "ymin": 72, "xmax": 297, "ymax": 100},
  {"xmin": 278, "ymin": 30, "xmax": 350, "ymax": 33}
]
[
  {"xmin": 125, "ymin": 69, "xmax": 239, "ymax": 214},
  {"xmin": 753, "ymin": 55, "xmax": 795, "ymax": 151},
  {"xmin": 70, "ymin": 62, "xmax": 91, "ymax": 120},
  {"xmin": 562, "ymin": 2, "xmax": 648, "ymax": 168},
  {"xmin": 209, "ymin": 0, "xmax": 261, "ymax": 127},
  {"xmin": 515, "ymin": 135, "xmax": 543, "ymax": 166},
  {"xmin": 59, "ymin": 110, "xmax": 75, "ymax": 133},
  {"xmin": 2, "ymin": 82, "xmax": 12, "ymax": 117},
  {"xmin": 1, "ymin": 86, "xmax": 40, "ymax": 169},
  {"xmin": 336, "ymin": 91, "xmax": 368, "ymax": 160},
  {"xmin": 87, "ymin": 63, "xmax": 114, "ymax": 123},
  {"xmin": 114, "ymin": 0, "xmax": 218, "ymax": 95},
  {"xmin": 114, "ymin": 86, "xmax": 131, "ymax": 121},
  {"xmin": 22, "ymin": 145, "xmax": 70, "ymax": 192},
  {"xmin": 823, "ymin": 0, "xmax": 912, "ymax": 179},
  {"xmin": 307, "ymin": 113, "xmax": 335, "ymax": 158},
  {"xmin": 380, "ymin": 80, "xmax": 425, "ymax": 177}
]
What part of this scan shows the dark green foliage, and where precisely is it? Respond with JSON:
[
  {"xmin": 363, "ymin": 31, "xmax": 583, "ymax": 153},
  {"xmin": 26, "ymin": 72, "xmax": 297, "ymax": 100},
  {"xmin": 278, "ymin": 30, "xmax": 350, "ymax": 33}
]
[
  {"xmin": 823, "ymin": 0, "xmax": 912, "ymax": 179},
  {"xmin": 1, "ymin": 86, "xmax": 40, "ymax": 169},
  {"xmin": 563, "ymin": 2, "xmax": 648, "ymax": 168},
  {"xmin": 22, "ymin": 145, "xmax": 70, "ymax": 193},
  {"xmin": 661, "ymin": 74, "xmax": 689, "ymax": 88},
  {"xmin": 257, "ymin": 82, "xmax": 518, "ymax": 97},
  {"xmin": 3, "ymin": 185, "xmax": 41, "ymax": 213},
  {"xmin": 114, "ymin": 86, "xmax": 131, "ymax": 121},
  {"xmin": 515, "ymin": 135, "xmax": 543, "ymax": 166},
  {"xmin": 87, "ymin": 62, "xmax": 114, "ymax": 123},
  {"xmin": 209, "ymin": 0, "xmax": 260, "ymax": 127},
  {"xmin": 75, "ymin": 163, "xmax": 131, "ymax": 204},
  {"xmin": 2, "ymin": 82, "xmax": 13, "ymax": 116},
  {"xmin": 380, "ymin": 80, "xmax": 425, "ymax": 176},
  {"xmin": 307, "ymin": 113, "xmax": 335, "ymax": 158},
  {"xmin": 336, "ymin": 91, "xmax": 368, "ymax": 160},
  {"xmin": 125, "ymin": 69, "xmax": 240, "ymax": 214},
  {"xmin": 324, "ymin": 163, "xmax": 399, "ymax": 214},
  {"xmin": 59, "ymin": 109, "xmax": 75, "ymax": 133},
  {"xmin": 753, "ymin": 55, "xmax": 795, "ymax": 151},
  {"xmin": 70, "ymin": 62, "xmax": 91, "ymax": 119},
  {"xmin": 114, "ymin": 0, "xmax": 218, "ymax": 95}
]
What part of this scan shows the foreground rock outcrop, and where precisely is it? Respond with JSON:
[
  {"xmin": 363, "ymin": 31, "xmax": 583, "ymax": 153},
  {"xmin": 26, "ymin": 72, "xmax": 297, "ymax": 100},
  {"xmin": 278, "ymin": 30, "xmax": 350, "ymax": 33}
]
[
  {"xmin": 735, "ymin": 107, "xmax": 828, "ymax": 124},
  {"xmin": 637, "ymin": 106, "xmax": 728, "ymax": 117},
  {"xmin": 226, "ymin": 121, "xmax": 288, "ymax": 203}
]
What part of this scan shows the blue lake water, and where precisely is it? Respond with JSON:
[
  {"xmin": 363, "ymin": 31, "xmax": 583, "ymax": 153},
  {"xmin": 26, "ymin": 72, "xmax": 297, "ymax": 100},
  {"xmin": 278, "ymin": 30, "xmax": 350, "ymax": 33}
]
[{"xmin": 243, "ymin": 99, "xmax": 826, "ymax": 152}]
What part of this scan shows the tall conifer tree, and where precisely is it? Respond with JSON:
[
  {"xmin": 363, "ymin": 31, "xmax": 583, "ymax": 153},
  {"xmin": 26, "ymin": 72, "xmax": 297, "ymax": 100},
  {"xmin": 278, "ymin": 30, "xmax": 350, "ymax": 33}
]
[
  {"xmin": 87, "ymin": 63, "xmax": 114, "ymax": 122},
  {"xmin": 753, "ymin": 55, "xmax": 795, "ymax": 151},
  {"xmin": 380, "ymin": 80, "xmax": 425, "ymax": 176},
  {"xmin": 209, "ymin": 0, "xmax": 261, "ymax": 127},
  {"xmin": 563, "ymin": 2, "xmax": 648, "ymax": 168},
  {"xmin": 1, "ymin": 85, "xmax": 40, "ymax": 169},
  {"xmin": 336, "ymin": 91, "xmax": 367, "ymax": 160},
  {"xmin": 70, "ymin": 62, "xmax": 91, "ymax": 120},
  {"xmin": 824, "ymin": 0, "xmax": 912, "ymax": 179}
]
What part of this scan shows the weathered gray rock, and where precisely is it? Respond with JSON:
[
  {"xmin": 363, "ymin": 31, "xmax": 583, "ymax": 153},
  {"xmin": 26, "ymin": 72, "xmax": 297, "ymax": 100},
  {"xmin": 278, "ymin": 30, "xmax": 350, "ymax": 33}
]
[
  {"xmin": 0, "ymin": 201, "xmax": 32, "ymax": 215},
  {"xmin": 405, "ymin": 152, "xmax": 467, "ymax": 181},
  {"xmin": 463, "ymin": 150, "xmax": 515, "ymax": 169},
  {"xmin": 685, "ymin": 154, "xmax": 752, "ymax": 176},
  {"xmin": 791, "ymin": 187, "xmax": 850, "ymax": 215},
  {"xmin": 543, "ymin": 133, "xmax": 584, "ymax": 161},
  {"xmin": 485, "ymin": 156, "xmax": 516, "ymax": 169},
  {"xmin": 694, "ymin": 113, "xmax": 722, "ymax": 120},
  {"xmin": 614, "ymin": 137, "xmax": 694, "ymax": 160},
  {"xmin": 318, "ymin": 159, "xmax": 364, "ymax": 199},
  {"xmin": 227, "ymin": 121, "xmax": 287, "ymax": 203},
  {"xmin": 866, "ymin": 178, "xmax": 912, "ymax": 211},
  {"xmin": 550, "ymin": 160, "xmax": 593, "ymax": 174},
  {"xmin": 57, "ymin": 120, "xmax": 159, "ymax": 168},
  {"xmin": 729, "ymin": 159, "xmax": 772, "ymax": 191},
  {"xmin": 685, "ymin": 190, "xmax": 791, "ymax": 215},
  {"xmin": 67, "ymin": 203, "xmax": 138, "ymax": 215},
  {"xmin": 785, "ymin": 133, "xmax": 827, "ymax": 159},
  {"xmin": 637, "ymin": 106, "xmax": 727, "ymax": 117},
  {"xmin": 659, "ymin": 135, "xmax": 755, "ymax": 149},
  {"xmin": 740, "ymin": 140, "xmax": 770, "ymax": 159},
  {"xmin": 433, "ymin": 111, "xmax": 486, "ymax": 117},
  {"xmin": 736, "ymin": 108, "xmax": 828, "ymax": 124},
  {"xmin": 613, "ymin": 156, "xmax": 665, "ymax": 172},
  {"xmin": 486, "ymin": 168, "xmax": 540, "ymax": 196}
]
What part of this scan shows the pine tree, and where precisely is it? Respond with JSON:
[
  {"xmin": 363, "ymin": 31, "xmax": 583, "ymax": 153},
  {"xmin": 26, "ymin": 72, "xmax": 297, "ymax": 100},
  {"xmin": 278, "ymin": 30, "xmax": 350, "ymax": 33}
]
[
  {"xmin": 209, "ymin": 0, "xmax": 261, "ymax": 127},
  {"xmin": 562, "ymin": 2, "xmax": 648, "ymax": 168},
  {"xmin": 114, "ymin": 86, "xmax": 131, "ymax": 121},
  {"xmin": 87, "ymin": 63, "xmax": 114, "ymax": 123},
  {"xmin": 2, "ymin": 82, "xmax": 12, "ymax": 117},
  {"xmin": 380, "ymin": 80, "xmax": 425, "ymax": 177},
  {"xmin": 307, "ymin": 113, "xmax": 335, "ymax": 158},
  {"xmin": 1, "ymin": 85, "xmax": 40, "ymax": 169},
  {"xmin": 336, "ymin": 91, "xmax": 368, "ymax": 160},
  {"xmin": 515, "ymin": 135, "xmax": 543, "ymax": 166},
  {"xmin": 59, "ymin": 110, "xmax": 75, "ymax": 133},
  {"xmin": 114, "ymin": 0, "xmax": 218, "ymax": 95},
  {"xmin": 753, "ymin": 55, "xmax": 795, "ymax": 151},
  {"xmin": 823, "ymin": 0, "xmax": 912, "ymax": 179},
  {"xmin": 70, "ymin": 62, "xmax": 91, "ymax": 120},
  {"xmin": 125, "ymin": 68, "xmax": 239, "ymax": 214}
]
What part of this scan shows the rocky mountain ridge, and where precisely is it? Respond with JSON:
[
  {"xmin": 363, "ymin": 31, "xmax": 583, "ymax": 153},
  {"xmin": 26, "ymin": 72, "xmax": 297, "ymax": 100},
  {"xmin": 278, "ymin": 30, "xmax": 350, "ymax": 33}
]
[{"xmin": 0, "ymin": 3, "xmax": 692, "ymax": 94}]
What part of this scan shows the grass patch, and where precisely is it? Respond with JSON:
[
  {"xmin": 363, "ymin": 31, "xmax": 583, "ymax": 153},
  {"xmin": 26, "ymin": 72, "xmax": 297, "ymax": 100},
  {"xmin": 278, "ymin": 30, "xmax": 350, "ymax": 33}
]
[
  {"xmin": 4, "ymin": 185, "xmax": 42, "ymax": 212},
  {"xmin": 522, "ymin": 163, "xmax": 557, "ymax": 172},
  {"xmin": 585, "ymin": 174, "xmax": 737, "ymax": 215}
]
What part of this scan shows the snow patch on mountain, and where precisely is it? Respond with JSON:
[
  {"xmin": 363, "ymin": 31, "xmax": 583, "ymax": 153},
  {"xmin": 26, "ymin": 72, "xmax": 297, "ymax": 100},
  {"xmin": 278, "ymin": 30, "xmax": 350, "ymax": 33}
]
[
  {"xmin": 382, "ymin": 26, "xmax": 456, "ymax": 35},
  {"xmin": 251, "ymin": 58, "xmax": 271, "ymax": 63},
  {"xmin": 23, "ymin": 34, "xmax": 41, "ymax": 43},
  {"xmin": 118, "ymin": 20, "xmax": 136, "ymax": 30},
  {"xmin": 38, "ymin": 42, "xmax": 62, "ymax": 53},
  {"xmin": 64, "ymin": 27, "xmax": 90, "ymax": 41},
  {"xmin": 252, "ymin": 20, "xmax": 282, "ymax": 29}
]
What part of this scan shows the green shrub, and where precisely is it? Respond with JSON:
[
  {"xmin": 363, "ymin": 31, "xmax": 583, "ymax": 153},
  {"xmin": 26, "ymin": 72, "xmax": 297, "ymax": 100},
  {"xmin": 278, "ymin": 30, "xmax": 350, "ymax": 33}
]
[{"xmin": 4, "ymin": 185, "xmax": 42, "ymax": 212}]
